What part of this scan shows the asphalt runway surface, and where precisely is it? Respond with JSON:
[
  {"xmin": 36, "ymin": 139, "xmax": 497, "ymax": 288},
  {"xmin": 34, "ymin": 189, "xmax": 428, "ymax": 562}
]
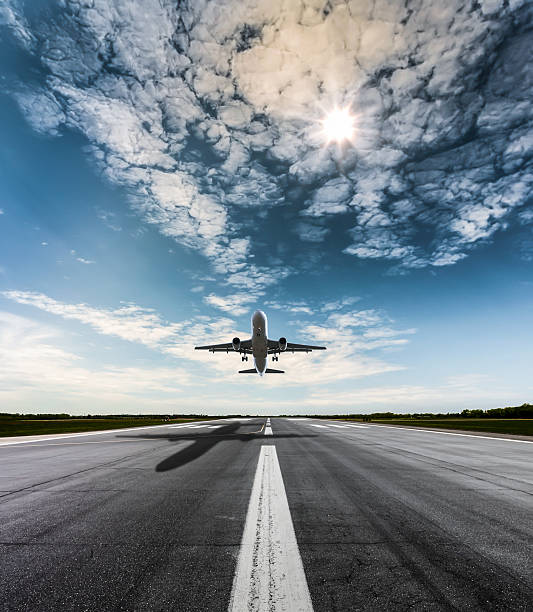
[{"xmin": 1, "ymin": 418, "xmax": 532, "ymax": 611}]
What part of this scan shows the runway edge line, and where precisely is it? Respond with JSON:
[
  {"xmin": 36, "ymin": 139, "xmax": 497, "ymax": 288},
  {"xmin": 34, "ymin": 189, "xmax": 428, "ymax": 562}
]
[{"xmin": 228, "ymin": 445, "xmax": 313, "ymax": 612}]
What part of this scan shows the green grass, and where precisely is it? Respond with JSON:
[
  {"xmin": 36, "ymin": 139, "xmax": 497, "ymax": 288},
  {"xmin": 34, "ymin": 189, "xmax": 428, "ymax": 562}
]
[
  {"xmin": 336, "ymin": 418, "xmax": 533, "ymax": 436},
  {"xmin": 0, "ymin": 417, "xmax": 211, "ymax": 437}
]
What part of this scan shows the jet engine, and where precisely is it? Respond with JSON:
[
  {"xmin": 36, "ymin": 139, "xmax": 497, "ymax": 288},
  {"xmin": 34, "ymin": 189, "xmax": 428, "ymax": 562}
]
[
  {"xmin": 278, "ymin": 337, "xmax": 287, "ymax": 352},
  {"xmin": 232, "ymin": 337, "xmax": 241, "ymax": 351}
]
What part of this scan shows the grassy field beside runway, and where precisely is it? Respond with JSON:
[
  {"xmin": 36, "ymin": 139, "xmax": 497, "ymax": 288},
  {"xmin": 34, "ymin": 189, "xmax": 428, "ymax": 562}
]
[
  {"xmin": 335, "ymin": 418, "xmax": 533, "ymax": 436},
  {"xmin": 0, "ymin": 416, "xmax": 219, "ymax": 437}
]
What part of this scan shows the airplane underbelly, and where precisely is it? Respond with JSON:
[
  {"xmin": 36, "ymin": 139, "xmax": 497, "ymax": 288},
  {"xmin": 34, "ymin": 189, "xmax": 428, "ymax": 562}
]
[{"xmin": 252, "ymin": 339, "xmax": 267, "ymax": 373}]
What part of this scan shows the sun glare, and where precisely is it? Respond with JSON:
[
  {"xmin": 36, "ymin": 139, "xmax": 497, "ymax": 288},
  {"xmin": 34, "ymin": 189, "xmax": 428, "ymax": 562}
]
[{"xmin": 321, "ymin": 107, "xmax": 355, "ymax": 144}]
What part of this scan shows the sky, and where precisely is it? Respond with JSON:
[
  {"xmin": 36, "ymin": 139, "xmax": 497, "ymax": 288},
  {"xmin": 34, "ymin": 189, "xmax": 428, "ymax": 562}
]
[{"xmin": 0, "ymin": 0, "xmax": 532, "ymax": 415}]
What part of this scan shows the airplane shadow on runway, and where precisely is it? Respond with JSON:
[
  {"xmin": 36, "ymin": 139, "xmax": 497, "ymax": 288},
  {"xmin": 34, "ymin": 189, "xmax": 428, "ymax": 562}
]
[{"xmin": 117, "ymin": 423, "xmax": 316, "ymax": 472}]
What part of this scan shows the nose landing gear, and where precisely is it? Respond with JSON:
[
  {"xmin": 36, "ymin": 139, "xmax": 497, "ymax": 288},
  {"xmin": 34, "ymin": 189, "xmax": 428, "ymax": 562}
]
[{"xmin": 241, "ymin": 355, "xmax": 248, "ymax": 362}]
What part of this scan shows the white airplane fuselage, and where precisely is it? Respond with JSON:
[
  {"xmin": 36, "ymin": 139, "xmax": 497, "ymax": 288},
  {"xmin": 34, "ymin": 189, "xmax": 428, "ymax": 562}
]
[{"xmin": 251, "ymin": 310, "xmax": 268, "ymax": 375}]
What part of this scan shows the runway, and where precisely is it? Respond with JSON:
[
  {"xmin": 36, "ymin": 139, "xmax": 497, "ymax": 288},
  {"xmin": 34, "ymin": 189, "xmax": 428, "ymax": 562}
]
[{"xmin": 1, "ymin": 418, "xmax": 532, "ymax": 611}]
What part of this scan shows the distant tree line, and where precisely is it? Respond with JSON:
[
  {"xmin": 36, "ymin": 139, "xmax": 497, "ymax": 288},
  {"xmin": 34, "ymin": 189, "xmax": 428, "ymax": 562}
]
[{"xmin": 307, "ymin": 403, "xmax": 533, "ymax": 420}]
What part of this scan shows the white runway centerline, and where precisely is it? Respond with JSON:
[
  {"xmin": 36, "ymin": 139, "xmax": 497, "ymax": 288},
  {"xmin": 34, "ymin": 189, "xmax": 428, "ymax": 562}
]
[
  {"xmin": 264, "ymin": 418, "xmax": 273, "ymax": 436},
  {"xmin": 229, "ymin": 445, "xmax": 313, "ymax": 612}
]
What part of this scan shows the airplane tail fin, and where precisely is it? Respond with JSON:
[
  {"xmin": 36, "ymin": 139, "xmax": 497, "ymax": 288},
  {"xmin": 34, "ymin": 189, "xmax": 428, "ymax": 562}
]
[{"xmin": 239, "ymin": 368, "xmax": 258, "ymax": 374}]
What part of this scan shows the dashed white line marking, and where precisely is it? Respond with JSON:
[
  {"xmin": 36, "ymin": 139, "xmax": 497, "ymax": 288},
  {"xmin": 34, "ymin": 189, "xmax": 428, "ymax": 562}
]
[
  {"xmin": 229, "ymin": 445, "xmax": 313, "ymax": 612},
  {"xmin": 327, "ymin": 424, "xmax": 350, "ymax": 429},
  {"xmin": 264, "ymin": 418, "xmax": 273, "ymax": 436},
  {"xmin": 323, "ymin": 422, "xmax": 368, "ymax": 429},
  {"xmin": 308, "ymin": 424, "xmax": 328, "ymax": 429}
]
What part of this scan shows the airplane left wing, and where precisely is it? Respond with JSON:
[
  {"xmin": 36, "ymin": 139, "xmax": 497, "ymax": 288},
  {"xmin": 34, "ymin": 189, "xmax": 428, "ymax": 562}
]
[{"xmin": 267, "ymin": 339, "xmax": 326, "ymax": 353}]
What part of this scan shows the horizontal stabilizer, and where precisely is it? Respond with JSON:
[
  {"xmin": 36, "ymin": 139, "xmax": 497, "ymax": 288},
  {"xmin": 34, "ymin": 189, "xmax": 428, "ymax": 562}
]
[{"xmin": 238, "ymin": 368, "xmax": 285, "ymax": 374}]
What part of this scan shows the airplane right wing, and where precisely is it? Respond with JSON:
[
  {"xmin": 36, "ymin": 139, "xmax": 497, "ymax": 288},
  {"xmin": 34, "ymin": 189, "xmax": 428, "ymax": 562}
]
[{"xmin": 195, "ymin": 339, "xmax": 252, "ymax": 353}]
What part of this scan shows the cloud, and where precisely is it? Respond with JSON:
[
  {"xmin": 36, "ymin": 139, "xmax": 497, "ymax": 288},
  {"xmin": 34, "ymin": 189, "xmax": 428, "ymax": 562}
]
[
  {"xmin": 0, "ymin": 311, "xmax": 193, "ymax": 408},
  {"xmin": 204, "ymin": 292, "xmax": 255, "ymax": 316},
  {"xmin": 76, "ymin": 257, "xmax": 95, "ymax": 265},
  {"xmin": 1, "ymin": 290, "xmax": 251, "ymax": 379},
  {"xmin": 3, "ymin": 290, "xmax": 184, "ymax": 348},
  {"xmin": 300, "ymin": 372, "xmax": 531, "ymax": 412},
  {"xmin": 96, "ymin": 209, "xmax": 122, "ymax": 232},
  {"xmin": 2, "ymin": 0, "xmax": 533, "ymax": 288},
  {"xmin": 0, "ymin": 3, "xmax": 33, "ymax": 49},
  {"xmin": 264, "ymin": 299, "xmax": 313, "ymax": 315},
  {"xmin": 321, "ymin": 297, "xmax": 361, "ymax": 312},
  {"xmin": 295, "ymin": 222, "xmax": 330, "ymax": 243}
]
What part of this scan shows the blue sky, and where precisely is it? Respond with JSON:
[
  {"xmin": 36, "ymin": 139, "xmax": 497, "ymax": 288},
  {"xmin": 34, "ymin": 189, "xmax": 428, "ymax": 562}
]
[{"xmin": 1, "ymin": 0, "xmax": 532, "ymax": 414}]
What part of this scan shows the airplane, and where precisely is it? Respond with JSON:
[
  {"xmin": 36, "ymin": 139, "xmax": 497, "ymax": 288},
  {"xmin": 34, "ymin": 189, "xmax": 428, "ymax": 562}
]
[{"xmin": 194, "ymin": 310, "xmax": 326, "ymax": 375}]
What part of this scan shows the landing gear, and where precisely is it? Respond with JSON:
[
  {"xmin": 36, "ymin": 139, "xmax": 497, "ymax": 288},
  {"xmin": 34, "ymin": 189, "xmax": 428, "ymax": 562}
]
[
  {"xmin": 241, "ymin": 355, "xmax": 248, "ymax": 362},
  {"xmin": 272, "ymin": 355, "xmax": 279, "ymax": 362}
]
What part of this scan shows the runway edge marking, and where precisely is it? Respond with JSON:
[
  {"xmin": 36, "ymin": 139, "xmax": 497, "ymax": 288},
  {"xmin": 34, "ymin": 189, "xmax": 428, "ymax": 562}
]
[
  {"xmin": 0, "ymin": 419, "xmax": 224, "ymax": 447},
  {"xmin": 228, "ymin": 445, "xmax": 313, "ymax": 612},
  {"xmin": 366, "ymin": 424, "xmax": 533, "ymax": 443}
]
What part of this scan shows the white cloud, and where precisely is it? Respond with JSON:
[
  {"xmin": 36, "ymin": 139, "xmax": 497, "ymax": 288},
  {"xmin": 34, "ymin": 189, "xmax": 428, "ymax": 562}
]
[
  {"xmin": 3, "ymin": 0, "xmax": 533, "ymax": 284},
  {"xmin": 204, "ymin": 292, "xmax": 255, "ymax": 317},
  {"xmin": 76, "ymin": 257, "xmax": 95, "ymax": 265},
  {"xmin": 321, "ymin": 297, "xmax": 361, "ymax": 312},
  {"xmin": 295, "ymin": 222, "xmax": 329, "ymax": 243},
  {"xmin": 1, "ymin": 290, "xmax": 249, "ymax": 379},
  {"xmin": 3, "ymin": 290, "xmax": 184, "ymax": 348},
  {"xmin": 265, "ymin": 299, "xmax": 314, "ymax": 315},
  {"xmin": 0, "ymin": 311, "xmax": 192, "ymax": 408},
  {"xmin": 96, "ymin": 209, "xmax": 122, "ymax": 232},
  {"xmin": 303, "ymin": 373, "xmax": 528, "ymax": 412},
  {"xmin": 0, "ymin": 3, "xmax": 34, "ymax": 49}
]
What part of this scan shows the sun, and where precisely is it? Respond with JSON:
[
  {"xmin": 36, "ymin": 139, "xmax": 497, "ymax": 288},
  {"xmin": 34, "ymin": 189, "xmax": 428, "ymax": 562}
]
[{"xmin": 321, "ymin": 106, "xmax": 355, "ymax": 144}]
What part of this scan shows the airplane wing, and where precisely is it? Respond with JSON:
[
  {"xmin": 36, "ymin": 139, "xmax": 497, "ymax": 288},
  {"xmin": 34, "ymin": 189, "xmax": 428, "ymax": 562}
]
[
  {"xmin": 195, "ymin": 339, "xmax": 252, "ymax": 353},
  {"xmin": 267, "ymin": 340, "xmax": 326, "ymax": 353}
]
